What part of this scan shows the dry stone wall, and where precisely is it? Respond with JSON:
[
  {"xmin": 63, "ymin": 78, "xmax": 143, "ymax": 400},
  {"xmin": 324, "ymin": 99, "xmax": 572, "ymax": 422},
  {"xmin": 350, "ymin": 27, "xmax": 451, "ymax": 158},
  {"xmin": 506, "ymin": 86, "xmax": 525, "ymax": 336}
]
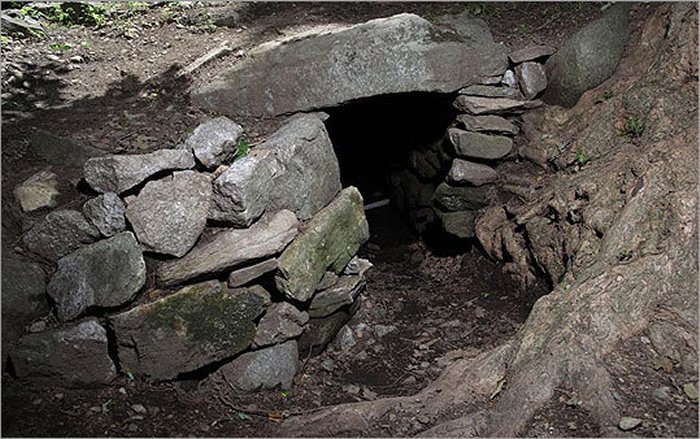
[{"xmin": 8, "ymin": 113, "xmax": 371, "ymax": 389}]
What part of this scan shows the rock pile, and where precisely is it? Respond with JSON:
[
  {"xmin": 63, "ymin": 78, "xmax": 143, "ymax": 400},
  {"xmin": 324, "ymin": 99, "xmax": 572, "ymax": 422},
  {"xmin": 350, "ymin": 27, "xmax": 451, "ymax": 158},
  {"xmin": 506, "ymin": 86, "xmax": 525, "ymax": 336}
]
[
  {"xmin": 8, "ymin": 113, "xmax": 371, "ymax": 389},
  {"xmin": 387, "ymin": 45, "xmax": 553, "ymax": 238}
]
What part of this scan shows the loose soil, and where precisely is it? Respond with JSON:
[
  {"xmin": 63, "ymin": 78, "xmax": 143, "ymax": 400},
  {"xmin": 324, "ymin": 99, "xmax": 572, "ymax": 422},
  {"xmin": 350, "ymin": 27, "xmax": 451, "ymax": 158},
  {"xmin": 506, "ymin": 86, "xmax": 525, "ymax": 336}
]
[{"xmin": 2, "ymin": 2, "xmax": 696, "ymax": 438}]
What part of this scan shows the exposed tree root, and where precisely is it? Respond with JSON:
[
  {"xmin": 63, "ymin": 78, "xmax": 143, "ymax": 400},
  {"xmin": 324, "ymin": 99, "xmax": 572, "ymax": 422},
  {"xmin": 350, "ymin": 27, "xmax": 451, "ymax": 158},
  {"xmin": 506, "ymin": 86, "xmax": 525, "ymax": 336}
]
[{"xmin": 278, "ymin": 4, "xmax": 697, "ymax": 437}]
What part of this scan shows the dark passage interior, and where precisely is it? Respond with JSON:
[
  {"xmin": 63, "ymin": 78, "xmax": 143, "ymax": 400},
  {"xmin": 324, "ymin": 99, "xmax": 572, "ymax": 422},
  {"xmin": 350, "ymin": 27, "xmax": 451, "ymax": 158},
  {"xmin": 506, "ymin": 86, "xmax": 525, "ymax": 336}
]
[{"xmin": 324, "ymin": 92, "xmax": 457, "ymax": 207}]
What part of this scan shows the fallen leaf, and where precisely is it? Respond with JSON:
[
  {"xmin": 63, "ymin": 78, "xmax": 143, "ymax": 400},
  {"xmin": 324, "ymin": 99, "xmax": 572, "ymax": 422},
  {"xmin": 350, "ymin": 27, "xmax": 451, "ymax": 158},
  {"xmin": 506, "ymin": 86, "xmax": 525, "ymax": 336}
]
[
  {"xmin": 682, "ymin": 383, "xmax": 698, "ymax": 403},
  {"xmin": 490, "ymin": 377, "xmax": 506, "ymax": 400}
]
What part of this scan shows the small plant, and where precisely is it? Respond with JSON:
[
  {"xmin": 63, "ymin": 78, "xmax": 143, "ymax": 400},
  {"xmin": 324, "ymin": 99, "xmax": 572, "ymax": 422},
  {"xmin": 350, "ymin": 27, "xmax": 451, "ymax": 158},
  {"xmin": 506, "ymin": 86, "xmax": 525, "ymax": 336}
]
[
  {"xmin": 574, "ymin": 151, "xmax": 590, "ymax": 166},
  {"xmin": 618, "ymin": 248, "xmax": 632, "ymax": 262},
  {"xmin": 279, "ymin": 389, "xmax": 292, "ymax": 398},
  {"xmin": 49, "ymin": 42, "xmax": 72, "ymax": 52},
  {"xmin": 0, "ymin": 35, "xmax": 11, "ymax": 47},
  {"xmin": 39, "ymin": 2, "xmax": 109, "ymax": 27},
  {"xmin": 625, "ymin": 115, "xmax": 645, "ymax": 138},
  {"xmin": 233, "ymin": 139, "xmax": 250, "ymax": 161}
]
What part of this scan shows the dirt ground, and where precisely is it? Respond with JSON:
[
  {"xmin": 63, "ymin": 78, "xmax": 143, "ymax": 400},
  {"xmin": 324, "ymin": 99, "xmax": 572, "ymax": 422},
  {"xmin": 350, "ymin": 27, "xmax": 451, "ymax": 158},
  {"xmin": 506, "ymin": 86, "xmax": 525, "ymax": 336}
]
[{"xmin": 1, "ymin": 2, "xmax": 696, "ymax": 437}]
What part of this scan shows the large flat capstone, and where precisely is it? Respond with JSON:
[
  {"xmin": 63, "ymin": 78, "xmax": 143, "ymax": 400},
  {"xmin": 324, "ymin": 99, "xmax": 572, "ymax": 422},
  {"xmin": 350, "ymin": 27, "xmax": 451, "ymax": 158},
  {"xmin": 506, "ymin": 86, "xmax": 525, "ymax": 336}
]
[
  {"xmin": 275, "ymin": 187, "xmax": 370, "ymax": 302},
  {"xmin": 110, "ymin": 281, "xmax": 265, "ymax": 380},
  {"xmin": 192, "ymin": 13, "xmax": 507, "ymax": 117}
]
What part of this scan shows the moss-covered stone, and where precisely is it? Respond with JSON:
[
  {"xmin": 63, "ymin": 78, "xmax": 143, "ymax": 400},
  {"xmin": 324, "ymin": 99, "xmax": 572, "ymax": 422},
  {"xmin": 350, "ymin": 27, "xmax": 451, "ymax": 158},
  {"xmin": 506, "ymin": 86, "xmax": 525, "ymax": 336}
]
[
  {"xmin": 110, "ymin": 280, "xmax": 264, "ymax": 380},
  {"xmin": 275, "ymin": 187, "xmax": 370, "ymax": 302}
]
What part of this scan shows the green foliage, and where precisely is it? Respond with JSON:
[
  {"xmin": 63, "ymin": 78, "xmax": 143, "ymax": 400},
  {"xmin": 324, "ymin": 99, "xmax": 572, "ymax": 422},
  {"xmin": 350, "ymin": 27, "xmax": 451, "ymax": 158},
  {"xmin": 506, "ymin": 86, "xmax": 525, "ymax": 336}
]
[
  {"xmin": 465, "ymin": 3, "xmax": 502, "ymax": 18},
  {"xmin": 0, "ymin": 35, "xmax": 10, "ymax": 47},
  {"xmin": 233, "ymin": 139, "xmax": 250, "ymax": 162},
  {"xmin": 625, "ymin": 115, "xmax": 645, "ymax": 138},
  {"xmin": 574, "ymin": 151, "xmax": 590, "ymax": 166},
  {"xmin": 23, "ymin": 2, "xmax": 109, "ymax": 27},
  {"xmin": 48, "ymin": 42, "xmax": 72, "ymax": 51},
  {"xmin": 279, "ymin": 389, "xmax": 292, "ymax": 398}
]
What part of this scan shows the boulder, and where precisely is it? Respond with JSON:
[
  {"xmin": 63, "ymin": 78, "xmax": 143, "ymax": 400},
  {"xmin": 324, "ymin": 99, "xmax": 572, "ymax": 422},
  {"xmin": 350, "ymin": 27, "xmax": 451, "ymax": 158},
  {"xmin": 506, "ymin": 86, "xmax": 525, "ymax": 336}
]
[
  {"xmin": 437, "ymin": 210, "xmax": 479, "ymax": 239},
  {"xmin": 22, "ymin": 209, "xmax": 100, "ymax": 262},
  {"xmin": 110, "ymin": 281, "xmax": 265, "ymax": 380},
  {"xmin": 47, "ymin": 232, "xmax": 146, "ymax": 322},
  {"xmin": 253, "ymin": 302, "xmax": 309, "ymax": 347},
  {"xmin": 214, "ymin": 340, "xmax": 299, "ymax": 392},
  {"xmin": 10, "ymin": 319, "xmax": 117, "ymax": 385},
  {"xmin": 181, "ymin": 116, "xmax": 244, "ymax": 169},
  {"xmin": 275, "ymin": 187, "xmax": 370, "ymax": 302},
  {"xmin": 453, "ymin": 95, "xmax": 542, "ymax": 115},
  {"xmin": 543, "ymin": 3, "xmax": 631, "ymax": 107},
  {"xmin": 447, "ymin": 159, "xmax": 498, "ymax": 186},
  {"xmin": 84, "ymin": 149, "xmax": 195, "ymax": 194},
  {"xmin": 82, "ymin": 192, "xmax": 126, "ymax": 237},
  {"xmin": 516, "ymin": 62, "xmax": 547, "ymax": 100},
  {"xmin": 13, "ymin": 169, "xmax": 60, "ymax": 212},
  {"xmin": 447, "ymin": 128, "xmax": 513, "ymax": 160},
  {"xmin": 1, "ymin": 251, "xmax": 49, "ymax": 366},
  {"xmin": 158, "ymin": 210, "xmax": 299, "ymax": 285},
  {"xmin": 455, "ymin": 114, "xmax": 519, "ymax": 135},
  {"xmin": 508, "ymin": 45, "xmax": 556, "ymax": 64},
  {"xmin": 432, "ymin": 182, "xmax": 494, "ymax": 212},
  {"xmin": 125, "ymin": 170, "xmax": 211, "ymax": 257},
  {"xmin": 309, "ymin": 275, "xmax": 366, "ymax": 318},
  {"xmin": 458, "ymin": 84, "xmax": 521, "ymax": 99},
  {"xmin": 228, "ymin": 258, "xmax": 278, "ymax": 288},
  {"xmin": 209, "ymin": 149, "xmax": 276, "ymax": 227},
  {"xmin": 192, "ymin": 13, "xmax": 507, "ymax": 117},
  {"xmin": 260, "ymin": 114, "xmax": 342, "ymax": 221}
]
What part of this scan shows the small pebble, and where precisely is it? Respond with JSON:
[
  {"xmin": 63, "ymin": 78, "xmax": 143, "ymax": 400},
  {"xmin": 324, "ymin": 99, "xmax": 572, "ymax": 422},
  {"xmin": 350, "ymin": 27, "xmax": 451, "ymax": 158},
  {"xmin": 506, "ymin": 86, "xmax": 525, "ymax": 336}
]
[
  {"xmin": 402, "ymin": 376, "xmax": 417, "ymax": 385},
  {"xmin": 32, "ymin": 398, "xmax": 42, "ymax": 405},
  {"xmin": 652, "ymin": 386, "xmax": 671, "ymax": 401},
  {"xmin": 90, "ymin": 406, "xmax": 101, "ymax": 413},
  {"xmin": 640, "ymin": 336, "xmax": 651, "ymax": 344},
  {"xmin": 131, "ymin": 404, "xmax": 147, "ymax": 414},
  {"xmin": 320, "ymin": 358, "xmax": 335, "ymax": 372},
  {"xmin": 118, "ymin": 387, "xmax": 127, "ymax": 395},
  {"xmin": 54, "ymin": 393, "xmax": 64, "ymax": 400},
  {"xmin": 28, "ymin": 321, "xmax": 46, "ymax": 332},
  {"xmin": 128, "ymin": 424, "xmax": 138, "ymax": 433},
  {"xmin": 618, "ymin": 416, "xmax": 642, "ymax": 431}
]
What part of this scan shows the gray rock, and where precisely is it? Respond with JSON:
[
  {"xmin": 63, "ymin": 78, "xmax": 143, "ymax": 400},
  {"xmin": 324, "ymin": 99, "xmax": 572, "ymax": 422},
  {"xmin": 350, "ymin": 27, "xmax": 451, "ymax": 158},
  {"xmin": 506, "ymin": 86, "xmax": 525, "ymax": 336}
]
[
  {"xmin": 480, "ymin": 75, "xmax": 503, "ymax": 85},
  {"xmin": 298, "ymin": 300, "xmax": 359, "ymax": 357},
  {"xmin": 28, "ymin": 129, "xmax": 106, "ymax": 169},
  {"xmin": 215, "ymin": 340, "xmax": 299, "ymax": 391},
  {"xmin": 47, "ymin": 232, "xmax": 146, "ymax": 322},
  {"xmin": 84, "ymin": 149, "xmax": 195, "ymax": 194},
  {"xmin": 447, "ymin": 159, "xmax": 498, "ymax": 186},
  {"xmin": 309, "ymin": 275, "xmax": 366, "ymax": 318},
  {"xmin": 192, "ymin": 13, "xmax": 507, "ymax": 117},
  {"xmin": 437, "ymin": 210, "xmax": 479, "ymax": 239},
  {"xmin": 110, "ymin": 281, "xmax": 265, "ymax": 380},
  {"xmin": 209, "ymin": 149, "xmax": 276, "ymax": 227},
  {"xmin": 455, "ymin": 114, "xmax": 518, "ymax": 135},
  {"xmin": 276, "ymin": 187, "xmax": 370, "ymax": 302},
  {"xmin": 83, "ymin": 193, "xmax": 126, "ymax": 237},
  {"xmin": 181, "ymin": 116, "xmax": 244, "ymax": 169},
  {"xmin": 227, "ymin": 258, "xmax": 278, "ymax": 288},
  {"xmin": 543, "ymin": 3, "xmax": 631, "ymax": 107},
  {"xmin": 389, "ymin": 169, "xmax": 437, "ymax": 211},
  {"xmin": 410, "ymin": 207, "xmax": 436, "ymax": 234},
  {"xmin": 374, "ymin": 324, "xmax": 396, "ymax": 338},
  {"xmin": 508, "ymin": 45, "xmax": 556, "ymax": 64},
  {"xmin": 10, "ymin": 319, "xmax": 117, "ymax": 385},
  {"xmin": 409, "ymin": 150, "xmax": 441, "ymax": 181},
  {"xmin": 260, "ymin": 114, "xmax": 342, "ymax": 221},
  {"xmin": 1, "ymin": 11, "xmax": 44, "ymax": 37},
  {"xmin": 447, "ymin": 128, "xmax": 513, "ymax": 160},
  {"xmin": 453, "ymin": 95, "xmax": 542, "ymax": 115},
  {"xmin": 618, "ymin": 417, "xmax": 642, "ymax": 431},
  {"xmin": 125, "ymin": 171, "xmax": 211, "ymax": 257},
  {"xmin": 432, "ymin": 182, "xmax": 494, "ymax": 212},
  {"xmin": 13, "ymin": 169, "xmax": 60, "ymax": 212},
  {"xmin": 516, "ymin": 61, "xmax": 547, "ymax": 100},
  {"xmin": 316, "ymin": 271, "xmax": 340, "ymax": 291},
  {"xmin": 502, "ymin": 69, "xmax": 517, "ymax": 87},
  {"xmin": 1, "ymin": 251, "xmax": 49, "ymax": 366},
  {"xmin": 458, "ymin": 84, "xmax": 521, "ymax": 99},
  {"xmin": 22, "ymin": 210, "xmax": 100, "ymax": 262},
  {"xmin": 343, "ymin": 256, "xmax": 373, "ymax": 276},
  {"xmin": 158, "ymin": 210, "xmax": 299, "ymax": 285},
  {"xmin": 253, "ymin": 302, "xmax": 309, "ymax": 347}
]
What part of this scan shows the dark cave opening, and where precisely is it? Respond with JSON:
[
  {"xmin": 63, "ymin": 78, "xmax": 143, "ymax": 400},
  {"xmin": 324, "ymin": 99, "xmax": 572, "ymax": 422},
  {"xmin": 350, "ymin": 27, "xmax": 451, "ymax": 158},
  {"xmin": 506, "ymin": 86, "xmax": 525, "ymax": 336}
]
[{"xmin": 323, "ymin": 91, "xmax": 457, "ymax": 206}]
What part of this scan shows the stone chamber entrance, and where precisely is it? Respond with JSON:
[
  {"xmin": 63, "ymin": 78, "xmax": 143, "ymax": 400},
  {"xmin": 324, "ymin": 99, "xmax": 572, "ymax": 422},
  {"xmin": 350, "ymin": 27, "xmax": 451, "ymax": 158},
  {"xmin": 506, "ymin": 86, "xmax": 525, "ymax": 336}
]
[{"xmin": 2, "ymin": 2, "xmax": 697, "ymax": 438}]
